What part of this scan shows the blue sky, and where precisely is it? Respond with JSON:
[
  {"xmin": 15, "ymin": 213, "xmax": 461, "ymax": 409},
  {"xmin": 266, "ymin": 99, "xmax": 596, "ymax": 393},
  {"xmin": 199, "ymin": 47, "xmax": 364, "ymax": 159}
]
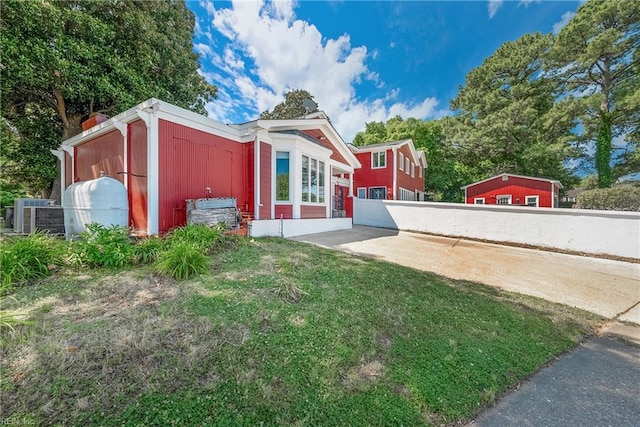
[{"xmin": 188, "ymin": 0, "xmax": 583, "ymax": 143}]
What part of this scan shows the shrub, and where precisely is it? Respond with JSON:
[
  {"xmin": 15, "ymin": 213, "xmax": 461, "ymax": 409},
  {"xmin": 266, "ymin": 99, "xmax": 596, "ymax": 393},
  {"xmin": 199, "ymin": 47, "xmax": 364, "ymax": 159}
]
[
  {"xmin": 155, "ymin": 242, "xmax": 209, "ymax": 280},
  {"xmin": 0, "ymin": 231, "xmax": 63, "ymax": 290},
  {"xmin": 72, "ymin": 223, "xmax": 134, "ymax": 268},
  {"xmin": 133, "ymin": 236, "xmax": 165, "ymax": 264},
  {"xmin": 576, "ymin": 187, "xmax": 640, "ymax": 211},
  {"xmin": 165, "ymin": 224, "xmax": 224, "ymax": 253}
]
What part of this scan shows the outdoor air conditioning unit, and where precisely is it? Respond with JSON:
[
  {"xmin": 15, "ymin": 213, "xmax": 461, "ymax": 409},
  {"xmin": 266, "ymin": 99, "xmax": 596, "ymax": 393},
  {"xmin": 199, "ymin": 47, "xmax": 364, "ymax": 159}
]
[
  {"xmin": 13, "ymin": 198, "xmax": 55, "ymax": 233},
  {"xmin": 22, "ymin": 206, "xmax": 65, "ymax": 234}
]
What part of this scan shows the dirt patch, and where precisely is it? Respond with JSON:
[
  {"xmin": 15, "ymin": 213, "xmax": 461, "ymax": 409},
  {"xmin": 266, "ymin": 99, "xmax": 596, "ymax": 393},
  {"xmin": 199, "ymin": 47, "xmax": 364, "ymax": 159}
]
[
  {"xmin": 342, "ymin": 359, "xmax": 384, "ymax": 390},
  {"xmin": 0, "ymin": 270, "xmax": 243, "ymax": 424}
]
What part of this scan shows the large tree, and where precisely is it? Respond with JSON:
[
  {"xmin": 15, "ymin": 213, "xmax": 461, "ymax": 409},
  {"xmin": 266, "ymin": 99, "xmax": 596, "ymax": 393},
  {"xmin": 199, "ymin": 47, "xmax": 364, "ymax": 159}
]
[
  {"xmin": 546, "ymin": 0, "xmax": 639, "ymax": 187},
  {"xmin": 447, "ymin": 32, "xmax": 578, "ymax": 187},
  {"xmin": 259, "ymin": 89, "xmax": 318, "ymax": 119},
  {"xmin": 1, "ymin": 0, "xmax": 217, "ymax": 197},
  {"xmin": 353, "ymin": 116, "xmax": 472, "ymax": 202}
]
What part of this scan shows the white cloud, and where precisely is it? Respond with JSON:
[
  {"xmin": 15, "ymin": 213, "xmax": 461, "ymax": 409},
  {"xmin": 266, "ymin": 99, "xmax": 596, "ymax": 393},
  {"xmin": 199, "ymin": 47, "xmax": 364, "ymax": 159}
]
[
  {"xmin": 519, "ymin": 0, "xmax": 540, "ymax": 7},
  {"xmin": 199, "ymin": 0, "xmax": 216, "ymax": 17},
  {"xmin": 201, "ymin": 0, "xmax": 443, "ymax": 142},
  {"xmin": 552, "ymin": 11, "xmax": 575, "ymax": 34},
  {"xmin": 488, "ymin": 0, "xmax": 503, "ymax": 18}
]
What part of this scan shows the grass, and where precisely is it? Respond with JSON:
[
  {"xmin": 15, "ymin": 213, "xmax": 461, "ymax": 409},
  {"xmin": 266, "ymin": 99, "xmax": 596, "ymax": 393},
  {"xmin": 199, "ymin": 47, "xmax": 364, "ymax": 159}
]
[{"xmin": 0, "ymin": 237, "xmax": 599, "ymax": 426}]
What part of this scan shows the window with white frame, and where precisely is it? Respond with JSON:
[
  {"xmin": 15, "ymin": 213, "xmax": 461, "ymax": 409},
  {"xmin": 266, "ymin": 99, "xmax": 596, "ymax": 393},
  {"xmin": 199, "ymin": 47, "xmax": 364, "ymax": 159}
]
[
  {"xmin": 357, "ymin": 187, "xmax": 367, "ymax": 199},
  {"xmin": 275, "ymin": 151, "xmax": 290, "ymax": 201},
  {"xmin": 405, "ymin": 158, "xmax": 410, "ymax": 174},
  {"xmin": 399, "ymin": 188, "xmax": 414, "ymax": 201},
  {"xmin": 410, "ymin": 162, "xmax": 415, "ymax": 177},
  {"xmin": 369, "ymin": 187, "xmax": 387, "ymax": 199},
  {"xmin": 399, "ymin": 153, "xmax": 404, "ymax": 171},
  {"xmin": 301, "ymin": 155, "xmax": 325, "ymax": 203},
  {"xmin": 418, "ymin": 165, "xmax": 422, "ymax": 178},
  {"xmin": 525, "ymin": 195, "xmax": 539, "ymax": 207},
  {"xmin": 496, "ymin": 195, "xmax": 511, "ymax": 205},
  {"xmin": 474, "ymin": 198, "xmax": 485, "ymax": 204},
  {"xmin": 372, "ymin": 151, "xmax": 386, "ymax": 168}
]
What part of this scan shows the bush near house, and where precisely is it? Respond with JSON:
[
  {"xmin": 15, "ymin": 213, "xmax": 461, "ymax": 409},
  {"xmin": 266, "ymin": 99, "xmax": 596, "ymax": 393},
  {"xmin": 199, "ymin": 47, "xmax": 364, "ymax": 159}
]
[{"xmin": 576, "ymin": 187, "xmax": 640, "ymax": 211}]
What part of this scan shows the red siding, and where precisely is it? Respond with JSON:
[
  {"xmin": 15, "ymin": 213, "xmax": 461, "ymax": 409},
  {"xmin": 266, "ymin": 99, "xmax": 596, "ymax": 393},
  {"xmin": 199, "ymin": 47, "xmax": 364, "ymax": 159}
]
[
  {"xmin": 465, "ymin": 176, "xmax": 556, "ymax": 207},
  {"xmin": 74, "ymin": 130, "xmax": 124, "ymax": 182},
  {"xmin": 353, "ymin": 149, "xmax": 394, "ymax": 199},
  {"xmin": 259, "ymin": 142, "xmax": 272, "ymax": 220},
  {"xmin": 157, "ymin": 120, "xmax": 249, "ymax": 233},
  {"xmin": 128, "ymin": 119, "xmax": 147, "ymax": 232},
  {"xmin": 301, "ymin": 130, "xmax": 349, "ymax": 165},
  {"xmin": 64, "ymin": 152, "xmax": 73, "ymax": 188},
  {"xmin": 274, "ymin": 205, "xmax": 293, "ymax": 219},
  {"xmin": 301, "ymin": 205, "xmax": 326, "ymax": 219},
  {"xmin": 396, "ymin": 144, "xmax": 424, "ymax": 198}
]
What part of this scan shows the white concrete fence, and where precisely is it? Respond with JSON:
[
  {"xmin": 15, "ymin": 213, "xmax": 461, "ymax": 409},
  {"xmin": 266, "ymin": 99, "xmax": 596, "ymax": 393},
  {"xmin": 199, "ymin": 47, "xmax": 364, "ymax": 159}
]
[{"xmin": 354, "ymin": 199, "xmax": 640, "ymax": 259}]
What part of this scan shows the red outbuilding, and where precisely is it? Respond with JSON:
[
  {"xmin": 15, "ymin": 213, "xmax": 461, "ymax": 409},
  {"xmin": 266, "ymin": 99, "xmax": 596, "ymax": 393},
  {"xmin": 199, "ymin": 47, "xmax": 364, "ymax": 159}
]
[
  {"xmin": 350, "ymin": 139, "xmax": 427, "ymax": 201},
  {"xmin": 461, "ymin": 173, "xmax": 562, "ymax": 208},
  {"xmin": 53, "ymin": 99, "xmax": 360, "ymax": 236}
]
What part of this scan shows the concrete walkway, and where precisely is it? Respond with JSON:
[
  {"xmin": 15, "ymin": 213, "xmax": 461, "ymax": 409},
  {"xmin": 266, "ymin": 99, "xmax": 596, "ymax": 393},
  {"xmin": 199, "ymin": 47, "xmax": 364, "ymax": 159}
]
[
  {"xmin": 293, "ymin": 226, "xmax": 640, "ymax": 325},
  {"xmin": 469, "ymin": 337, "xmax": 640, "ymax": 427}
]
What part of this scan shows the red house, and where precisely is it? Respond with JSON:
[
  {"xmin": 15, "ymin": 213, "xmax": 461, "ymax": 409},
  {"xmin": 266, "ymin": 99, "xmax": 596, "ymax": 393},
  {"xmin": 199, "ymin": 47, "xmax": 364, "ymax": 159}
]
[
  {"xmin": 462, "ymin": 173, "xmax": 562, "ymax": 208},
  {"xmin": 350, "ymin": 139, "xmax": 427, "ymax": 201},
  {"xmin": 53, "ymin": 99, "xmax": 360, "ymax": 236}
]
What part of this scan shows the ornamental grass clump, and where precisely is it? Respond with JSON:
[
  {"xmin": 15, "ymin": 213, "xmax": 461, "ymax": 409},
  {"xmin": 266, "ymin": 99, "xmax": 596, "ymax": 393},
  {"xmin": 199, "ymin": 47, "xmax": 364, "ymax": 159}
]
[
  {"xmin": 155, "ymin": 242, "xmax": 209, "ymax": 281},
  {"xmin": 133, "ymin": 236, "xmax": 166, "ymax": 264},
  {"xmin": 165, "ymin": 223, "xmax": 225, "ymax": 253},
  {"xmin": 0, "ymin": 231, "xmax": 63, "ymax": 291}
]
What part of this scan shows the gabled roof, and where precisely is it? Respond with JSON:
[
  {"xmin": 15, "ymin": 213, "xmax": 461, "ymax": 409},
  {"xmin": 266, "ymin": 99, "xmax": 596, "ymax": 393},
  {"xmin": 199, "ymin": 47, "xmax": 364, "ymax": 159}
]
[
  {"xmin": 349, "ymin": 139, "xmax": 413, "ymax": 151},
  {"xmin": 257, "ymin": 115, "xmax": 360, "ymax": 169},
  {"xmin": 350, "ymin": 139, "xmax": 425, "ymax": 167},
  {"xmin": 461, "ymin": 173, "xmax": 563, "ymax": 189}
]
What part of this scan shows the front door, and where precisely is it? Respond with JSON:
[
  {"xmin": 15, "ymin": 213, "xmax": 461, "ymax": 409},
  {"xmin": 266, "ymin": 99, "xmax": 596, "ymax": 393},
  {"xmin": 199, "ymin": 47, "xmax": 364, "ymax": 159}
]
[{"xmin": 332, "ymin": 185, "xmax": 346, "ymax": 218}]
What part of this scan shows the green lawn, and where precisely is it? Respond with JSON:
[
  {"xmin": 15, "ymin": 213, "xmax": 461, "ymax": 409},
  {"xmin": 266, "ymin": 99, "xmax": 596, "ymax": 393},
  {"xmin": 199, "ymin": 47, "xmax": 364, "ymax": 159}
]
[{"xmin": 1, "ymin": 237, "xmax": 598, "ymax": 426}]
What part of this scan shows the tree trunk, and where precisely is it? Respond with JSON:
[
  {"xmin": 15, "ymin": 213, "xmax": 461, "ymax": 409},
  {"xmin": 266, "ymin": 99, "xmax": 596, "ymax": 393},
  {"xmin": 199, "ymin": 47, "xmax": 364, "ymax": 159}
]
[
  {"xmin": 49, "ymin": 114, "xmax": 84, "ymax": 203},
  {"xmin": 596, "ymin": 112, "xmax": 613, "ymax": 188}
]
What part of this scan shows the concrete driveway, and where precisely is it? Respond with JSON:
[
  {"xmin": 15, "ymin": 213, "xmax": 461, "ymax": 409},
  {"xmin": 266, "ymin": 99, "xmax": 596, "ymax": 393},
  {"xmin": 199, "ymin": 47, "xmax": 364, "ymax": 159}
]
[{"xmin": 292, "ymin": 226, "xmax": 640, "ymax": 325}]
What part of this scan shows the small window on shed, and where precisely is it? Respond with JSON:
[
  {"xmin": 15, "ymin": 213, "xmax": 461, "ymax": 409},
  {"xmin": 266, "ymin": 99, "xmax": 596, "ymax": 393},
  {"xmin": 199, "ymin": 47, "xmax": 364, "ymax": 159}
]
[
  {"xmin": 525, "ymin": 196, "xmax": 539, "ymax": 207},
  {"xmin": 399, "ymin": 153, "xmax": 404, "ymax": 171},
  {"xmin": 474, "ymin": 198, "xmax": 485, "ymax": 204}
]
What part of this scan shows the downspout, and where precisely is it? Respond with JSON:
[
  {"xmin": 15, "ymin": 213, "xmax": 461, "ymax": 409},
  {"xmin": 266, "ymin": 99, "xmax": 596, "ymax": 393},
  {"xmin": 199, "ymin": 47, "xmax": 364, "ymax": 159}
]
[
  {"xmin": 137, "ymin": 101, "xmax": 160, "ymax": 235},
  {"xmin": 392, "ymin": 147, "xmax": 397, "ymax": 201},
  {"xmin": 254, "ymin": 136, "xmax": 260, "ymax": 220}
]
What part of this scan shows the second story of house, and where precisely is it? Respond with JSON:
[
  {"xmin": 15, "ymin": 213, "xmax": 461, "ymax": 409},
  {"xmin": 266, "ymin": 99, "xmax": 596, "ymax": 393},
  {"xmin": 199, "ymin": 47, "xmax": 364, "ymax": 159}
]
[{"xmin": 349, "ymin": 139, "xmax": 427, "ymax": 201}]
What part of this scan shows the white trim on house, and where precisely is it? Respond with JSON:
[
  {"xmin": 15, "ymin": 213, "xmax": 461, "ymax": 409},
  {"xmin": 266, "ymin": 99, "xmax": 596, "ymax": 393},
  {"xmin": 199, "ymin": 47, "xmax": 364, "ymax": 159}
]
[
  {"xmin": 138, "ymin": 108, "xmax": 160, "ymax": 235},
  {"xmin": 398, "ymin": 187, "xmax": 414, "ymax": 201},
  {"xmin": 392, "ymin": 146, "xmax": 398, "ymax": 200},
  {"xmin": 496, "ymin": 195, "xmax": 512, "ymax": 205},
  {"xmin": 112, "ymin": 120, "xmax": 128, "ymax": 189},
  {"xmin": 460, "ymin": 173, "xmax": 563, "ymax": 189},
  {"xmin": 525, "ymin": 195, "xmax": 539, "ymax": 207},
  {"xmin": 371, "ymin": 151, "xmax": 387, "ymax": 169},
  {"xmin": 257, "ymin": 117, "xmax": 361, "ymax": 169},
  {"xmin": 369, "ymin": 186, "xmax": 387, "ymax": 200}
]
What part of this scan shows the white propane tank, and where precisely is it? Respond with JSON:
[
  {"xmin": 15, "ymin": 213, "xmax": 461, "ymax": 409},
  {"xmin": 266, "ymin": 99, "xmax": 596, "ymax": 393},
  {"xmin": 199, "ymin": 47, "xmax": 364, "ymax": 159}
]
[{"xmin": 63, "ymin": 174, "xmax": 129, "ymax": 239}]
